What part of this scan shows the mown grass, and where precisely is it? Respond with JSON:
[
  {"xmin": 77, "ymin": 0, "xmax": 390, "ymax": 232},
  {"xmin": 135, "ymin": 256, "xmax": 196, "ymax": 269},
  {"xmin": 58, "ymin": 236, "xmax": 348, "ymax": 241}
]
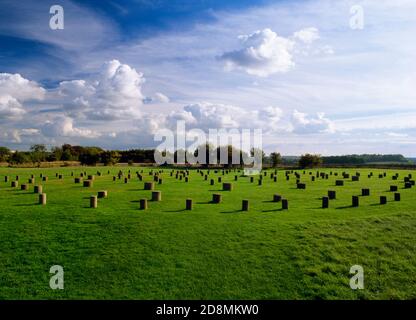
[{"xmin": 0, "ymin": 167, "xmax": 415, "ymax": 299}]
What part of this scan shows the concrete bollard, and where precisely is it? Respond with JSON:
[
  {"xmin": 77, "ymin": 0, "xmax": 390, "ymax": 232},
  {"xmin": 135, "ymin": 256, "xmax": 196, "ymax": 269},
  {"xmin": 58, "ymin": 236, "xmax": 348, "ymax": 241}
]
[
  {"xmin": 39, "ymin": 193, "xmax": 47, "ymax": 205},
  {"xmin": 328, "ymin": 190, "xmax": 336, "ymax": 200},
  {"xmin": 144, "ymin": 182, "xmax": 155, "ymax": 190},
  {"xmin": 242, "ymin": 200, "xmax": 249, "ymax": 211},
  {"xmin": 352, "ymin": 196, "xmax": 359, "ymax": 207},
  {"xmin": 90, "ymin": 196, "xmax": 98, "ymax": 208},
  {"xmin": 186, "ymin": 199, "xmax": 193, "ymax": 210},
  {"xmin": 394, "ymin": 193, "xmax": 401, "ymax": 201},
  {"xmin": 98, "ymin": 190, "xmax": 108, "ymax": 198},
  {"xmin": 212, "ymin": 194, "xmax": 222, "ymax": 203},
  {"xmin": 362, "ymin": 188, "xmax": 370, "ymax": 196},
  {"xmin": 273, "ymin": 194, "xmax": 282, "ymax": 202},
  {"xmin": 152, "ymin": 191, "xmax": 162, "ymax": 202},
  {"xmin": 223, "ymin": 183, "xmax": 233, "ymax": 191},
  {"xmin": 83, "ymin": 180, "xmax": 93, "ymax": 188},
  {"xmin": 34, "ymin": 185, "xmax": 43, "ymax": 194},
  {"xmin": 322, "ymin": 196, "xmax": 329, "ymax": 208},
  {"xmin": 140, "ymin": 199, "xmax": 148, "ymax": 210}
]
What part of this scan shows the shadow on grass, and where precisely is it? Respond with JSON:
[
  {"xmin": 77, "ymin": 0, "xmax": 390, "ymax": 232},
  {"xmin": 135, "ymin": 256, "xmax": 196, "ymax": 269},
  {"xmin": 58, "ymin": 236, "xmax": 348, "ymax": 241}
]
[
  {"xmin": 262, "ymin": 208, "xmax": 285, "ymax": 212},
  {"xmin": 220, "ymin": 210, "xmax": 243, "ymax": 214},
  {"xmin": 163, "ymin": 209, "xmax": 187, "ymax": 213},
  {"xmin": 14, "ymin": 203, "xmax": 39, "ymax": 207},
  {"xmin": 336, "ymin": 205, "xmax": 355, "ymax": 209}
]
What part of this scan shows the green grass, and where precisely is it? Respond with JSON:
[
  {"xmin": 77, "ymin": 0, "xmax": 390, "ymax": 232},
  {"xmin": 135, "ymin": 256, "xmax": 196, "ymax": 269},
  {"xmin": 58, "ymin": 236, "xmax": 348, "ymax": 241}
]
[{"xmin": 0, "ymin": 167, "xmax": 415, "ymax": 299}]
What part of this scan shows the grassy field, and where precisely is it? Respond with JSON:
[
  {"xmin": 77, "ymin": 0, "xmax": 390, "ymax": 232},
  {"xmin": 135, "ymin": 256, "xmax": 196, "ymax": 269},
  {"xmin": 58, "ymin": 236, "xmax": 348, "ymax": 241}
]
[{"xmin": 0, "ymin": 166, "xmax": 415, "ymax": 299}]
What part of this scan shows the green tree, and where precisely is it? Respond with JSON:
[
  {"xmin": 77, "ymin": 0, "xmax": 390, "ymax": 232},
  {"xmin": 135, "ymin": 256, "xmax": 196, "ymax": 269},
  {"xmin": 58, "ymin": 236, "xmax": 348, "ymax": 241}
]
[
  {"xmin": 101, "ymin": 151, "xmax": 121, "ymax": 166},
  {"xmin": 0, "ymin": 147, "xmax": 11, "ymax": 162},
  {"xmin": 270, "ymin": 152, "xmax": 282, "ymax": 168},
  {"xmin": 79, "ymin": 147, "xmax": 103, "ymax": 166},
  {"xmin": 30, "ymin": 144, "xmax": 48, "ymax": 166},
  {"xmin": 298, "ymin": 153, "xmax": 322, "ymax": 168},
  {"xmin": 9, "ymin": 151, "xmax": 30, "ymax": 165}
]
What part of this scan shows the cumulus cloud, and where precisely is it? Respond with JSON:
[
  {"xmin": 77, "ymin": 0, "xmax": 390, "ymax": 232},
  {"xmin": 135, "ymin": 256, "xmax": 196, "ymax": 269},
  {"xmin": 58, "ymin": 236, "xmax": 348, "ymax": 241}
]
[
  {"xmin": 42, "ymin": 116, "xmax": 100, "ymax": 138},
  {"xmin": 58, "ymin": 60, "xmax": 145, "ymax": 120},
  {"xmin": 0, "ymin": 73, "xmax": 45, "ymax": 101},
  {"xmin": 293, "ymin": 27, "xmax": 320, "ymax": 44},
  {"xmin": 0, "ymin": 95, "xmax": 25, "ymax": 120},
  {"xmin": 0, "ymin": 73, "xmax": 45, "ymax": 121},
  {"xmin": 180, "ymin": 103, "xmax": 250, "ymax": 129},
  {"xmin": 154, "ymin": 92, "xmax": 170, "ymax": 103},
  {"xmin": 219, "ymin": 28, "xmax": 295, "ymax": 77},
  {"xmin": 219, "ymin": 27, "xmax": 328, "ymax": 77},
  {"xmin": 290, "ymin": 110, "xmax": 335, "ymax": 134}
]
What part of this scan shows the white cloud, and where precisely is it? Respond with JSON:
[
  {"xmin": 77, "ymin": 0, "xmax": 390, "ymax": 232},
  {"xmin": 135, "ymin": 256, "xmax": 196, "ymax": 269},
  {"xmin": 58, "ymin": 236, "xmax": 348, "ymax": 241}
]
[
  {"xmin": 0, "ymin": 73, "xmax": 45, "ymax": 101},
  {"xmin": 0, "ymin": 95, "xmax": 25, "ymax": 120},
  {"xmin": 219, "ymin": 28, "xmax": 295, "ymax": 77},
  {"xmin": 154, "ymin": 92, "xmax": 170, "ymax": 103},
  {"xmin": 0, "ymin": 73, "xmax": 45, "ymax": 121},
  {"xmin": 58, "ymin": 60, "xmax": 145, "ymax": 120},
  {"xmin": 293, "ymin": 27, "xmax": 320, "ymax": 44},
  {"xmin": 42, "ymin": 116, "xmax": 100, "ymax": 138},
  {"xmin": 290, "ymin": 110, "xmax": 334, "ymax": 134}
]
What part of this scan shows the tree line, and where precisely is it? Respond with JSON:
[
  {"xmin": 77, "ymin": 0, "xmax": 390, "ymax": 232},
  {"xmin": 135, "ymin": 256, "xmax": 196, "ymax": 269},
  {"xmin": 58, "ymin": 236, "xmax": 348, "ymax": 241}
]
[{"xmin": 0, "ymin": 144, "xmax": 409, "ymax": 168}]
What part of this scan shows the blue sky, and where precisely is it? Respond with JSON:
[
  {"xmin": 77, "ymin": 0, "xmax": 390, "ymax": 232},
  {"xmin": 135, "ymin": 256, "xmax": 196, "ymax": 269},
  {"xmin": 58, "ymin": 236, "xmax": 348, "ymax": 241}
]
[{"xmin": 0, "ymin": 0, "xmax": 415, "ymax": 155}]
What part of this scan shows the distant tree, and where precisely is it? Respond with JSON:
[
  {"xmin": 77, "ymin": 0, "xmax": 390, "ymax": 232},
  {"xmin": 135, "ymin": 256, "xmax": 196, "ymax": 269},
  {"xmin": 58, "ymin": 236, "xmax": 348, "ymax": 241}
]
[
  {"xmin": 270, "ymin": 152, "xmax": 282, "ymax": 168},
  {"xmin": 298, "ymin": 154, "xmax": 322, "ymax": 168},
  {"xmin": 30, "ymin": 144, "xmax": 47, "ymax": 165},
  {"xmin": 78, "ymin": 147, "xmax": 103, "ymax": 166},
  {"xmin": 0, "ymin": 147, "xmax": 11, "ymax": 162},
  {"xmin": 9, "ymin": 151, "xmax": 30, "ymax": 165},
  {"xmin": 101, "ymin": 151, "xmax": 121, "ymax": 166}
]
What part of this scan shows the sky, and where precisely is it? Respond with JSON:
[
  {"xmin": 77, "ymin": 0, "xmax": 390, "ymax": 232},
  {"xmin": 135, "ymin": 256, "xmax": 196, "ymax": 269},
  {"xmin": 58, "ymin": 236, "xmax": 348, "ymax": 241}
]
[{"xmin": 0, "ymin": 0, "xmax": 415, "ymax": 156}]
